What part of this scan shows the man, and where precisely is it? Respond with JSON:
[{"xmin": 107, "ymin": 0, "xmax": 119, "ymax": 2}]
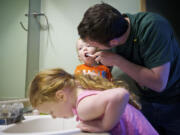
[{"xmin": 78, "ymin": 3, "xmax": 180, "ymax": 135}]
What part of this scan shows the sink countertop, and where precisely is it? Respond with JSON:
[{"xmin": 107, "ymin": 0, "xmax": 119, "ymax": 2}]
[
  {"xmin": 0, "ymin": 115, "xmax": 110, "ymax": 135},
  {"xmin": 0, "ymin": 126, "xmax": 110, "ymax": 135},
  {"xmin": 74, "ymin": 133, "xmax": 110, "ymax": 135},
  {"xmin": 0, "ymin": 125, "xmax": 110, "ymax": 135}
]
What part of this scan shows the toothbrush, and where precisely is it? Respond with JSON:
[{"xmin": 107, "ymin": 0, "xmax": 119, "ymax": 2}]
[
  {"xmin": 86, "ymin": 54, "xmax": 100, "ymax": 64},
  {"xmin": 85, "ymin": 54, "xmax": 94, "ymax": 57},
  {"xmin": 86, "ymin": 54, "xmax": 94, "ymax": 57}
]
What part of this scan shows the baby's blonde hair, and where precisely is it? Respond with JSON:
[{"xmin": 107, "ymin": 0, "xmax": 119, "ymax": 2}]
[{"xmin": 29, "ymin": 68, "xmax": 140, "ymax": 109}]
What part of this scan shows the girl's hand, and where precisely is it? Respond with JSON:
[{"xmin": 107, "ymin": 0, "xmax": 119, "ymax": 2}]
[{"xmin": 77, "ymin": 120, "xmax": 105, "ymax": 133}]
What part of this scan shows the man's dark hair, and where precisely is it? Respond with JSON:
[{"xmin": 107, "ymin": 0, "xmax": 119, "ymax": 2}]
[{"xmin": 78, "ymin": 3, "xmax": 128, "ymax": 44}]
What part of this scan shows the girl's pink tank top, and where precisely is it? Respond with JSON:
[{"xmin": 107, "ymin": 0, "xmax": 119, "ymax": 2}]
[{"xmin": 72, "ymin": 90, "xmax": 159, "ymax": 135}]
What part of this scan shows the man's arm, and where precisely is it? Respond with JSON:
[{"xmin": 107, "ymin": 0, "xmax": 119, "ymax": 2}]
[{"xmin": 95, "ymin": 51, "xmax": 170, "ymax": 92}]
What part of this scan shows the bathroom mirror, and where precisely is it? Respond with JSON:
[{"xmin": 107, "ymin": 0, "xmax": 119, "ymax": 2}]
[{"xmin": 0, "ymin": 0, "xmax": 29, "ymax": 99}]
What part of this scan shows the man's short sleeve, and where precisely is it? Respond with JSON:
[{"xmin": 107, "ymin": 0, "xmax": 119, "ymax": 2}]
[{"xmin": 140, "ymin": 17, "xmax": 175, "ymax": 68}]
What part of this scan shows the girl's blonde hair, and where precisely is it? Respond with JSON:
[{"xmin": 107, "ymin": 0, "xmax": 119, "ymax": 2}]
[{"xmin": 29, "ymin": 68, "xmax": 140, "ymax": 109}]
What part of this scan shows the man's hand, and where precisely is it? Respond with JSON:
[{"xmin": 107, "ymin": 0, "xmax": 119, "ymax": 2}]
[{"xmin": 94, "ymin": 51, "xmax": 120, "ymax": 66}]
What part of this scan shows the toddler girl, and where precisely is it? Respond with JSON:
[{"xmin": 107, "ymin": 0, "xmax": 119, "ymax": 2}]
[{"xmin": 29, "ymin": 68, "xmax": 158, "ymax": 135}]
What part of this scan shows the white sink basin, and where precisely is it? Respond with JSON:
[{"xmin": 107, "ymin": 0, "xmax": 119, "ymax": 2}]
[{"xmin": 0, "ymin": 115, "xmax": 81, "ymax": 135}]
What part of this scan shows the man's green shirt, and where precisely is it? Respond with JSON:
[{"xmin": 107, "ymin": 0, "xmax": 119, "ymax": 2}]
[{"xmin": 112, "ymin": 12, "xmax": 180, "ymax": 103}]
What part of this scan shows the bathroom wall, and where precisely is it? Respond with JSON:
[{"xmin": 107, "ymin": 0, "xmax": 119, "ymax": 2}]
[
  {"xmin": 39, "ymin": 0, "xmax": 140, "ymax": 73},
  {"xmin": 0, "ymin": 0, "xmax": 28, "ymax": 99},
  {"xmin": 146, "ymin": 0, "xmax": 180, "ymax": 44}
]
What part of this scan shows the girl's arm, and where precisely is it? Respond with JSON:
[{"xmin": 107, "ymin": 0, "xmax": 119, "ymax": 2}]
[{"xmin": 77, "ymin": 88, "xmax": 129, "ymax": 132}]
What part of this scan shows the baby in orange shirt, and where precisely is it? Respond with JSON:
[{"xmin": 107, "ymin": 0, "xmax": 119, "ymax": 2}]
[{"xmin": 75, "ymin": 39, "xmax": 112, "ymax": 81}]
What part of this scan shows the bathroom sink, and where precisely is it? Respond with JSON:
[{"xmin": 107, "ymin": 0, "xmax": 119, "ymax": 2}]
[{"xmin": 0, "ymin": 115, "xmax": 81, "ymax": 135}]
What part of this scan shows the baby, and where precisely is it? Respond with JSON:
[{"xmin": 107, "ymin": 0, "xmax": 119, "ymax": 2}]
[{"xmin": 75, "ymin": 39, "xmax": 112, "ymax": 81}]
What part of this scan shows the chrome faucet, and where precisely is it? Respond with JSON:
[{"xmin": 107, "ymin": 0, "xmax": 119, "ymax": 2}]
[{"xmin": 0, "ymin": 102, "xmax": 25, "ymax": 125}]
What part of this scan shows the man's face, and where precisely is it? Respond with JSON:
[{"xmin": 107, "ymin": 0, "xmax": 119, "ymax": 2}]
[{"xmin": 85, "ymin": 38, "xmax": 111, "ymax": 50}]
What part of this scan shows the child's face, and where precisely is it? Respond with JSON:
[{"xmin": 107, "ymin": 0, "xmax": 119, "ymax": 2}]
[
  {"xmin": 77, "ymin": 39, "xmax": 97, "ymax": 66},
  {"xmin": 36, "ymin": 99, "xmax": 74, "ymax": 119}
]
